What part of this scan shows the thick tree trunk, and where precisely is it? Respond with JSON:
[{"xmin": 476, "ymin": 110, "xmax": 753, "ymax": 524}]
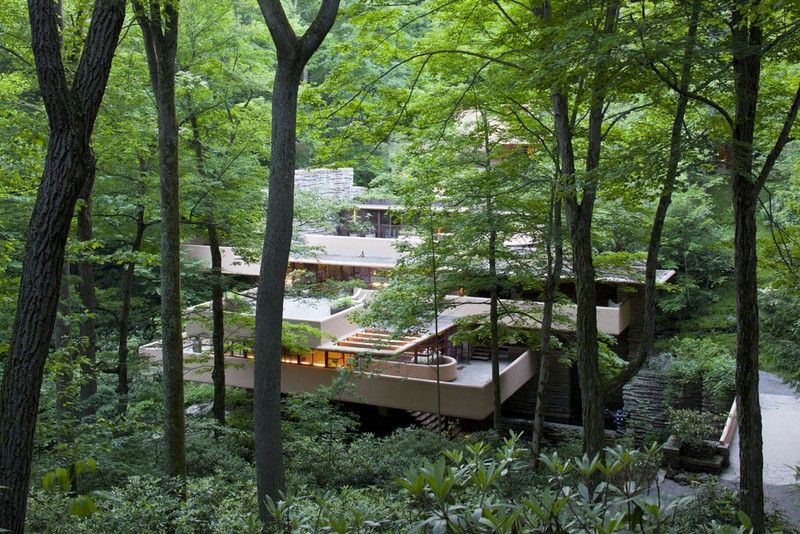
[
  {"xmin": 732, "ymin": 179, "xmax": 763, "ymax": 531},
  {"xmin": 254, "ymin": 1, "xmax": 339, "ymax": 522},
  {"xmin": 155, "ymin": 41, "xmax": 185, "ymax": 484},
  {"xmin": 209, "ymin": 223, "xmax": 226, "ymax": 426},
  {"xmin": 0, "ymin": 1, "xmax": 125, "ymax": 530},
  {"xmin": 254, "ymin": 60, "xmax": 301, "ymax": 518}
]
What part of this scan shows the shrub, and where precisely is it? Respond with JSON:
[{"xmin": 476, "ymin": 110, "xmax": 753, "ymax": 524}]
[
  {"xmin": 330, "ymin": 296, "xmax": 357, "ymax": 314},
  {"xmin": 663, "ymin": 337, "xmax": 736, "ymax": 412},
  {"xmin": 760, "ymin": 288, "xmax": 800, "ymax": 384},
  {"xmin": 666, "ymin": 408, "xmax": 726, "ymax": 457},
  {"xmin": 671, "ymin": 478, "xmax": 741, "ymax": 532}
]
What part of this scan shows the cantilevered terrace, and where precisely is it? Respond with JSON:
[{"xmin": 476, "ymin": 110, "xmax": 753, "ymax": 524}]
[{"xmin": 141, "ymin": 286, "xmax": 635, "ymax": 420}]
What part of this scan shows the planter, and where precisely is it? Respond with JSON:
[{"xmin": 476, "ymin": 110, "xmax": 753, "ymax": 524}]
[{"xmin": 662, "ymin": 435, "xmax": 729, "ymax": 474}]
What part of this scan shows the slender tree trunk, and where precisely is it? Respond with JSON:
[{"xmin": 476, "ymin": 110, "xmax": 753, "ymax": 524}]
[
  {"xmin": 187, "ymin": 107, "xmax": 227, "ymax": 426},
  {"xmin": 134, "ymin": 0, "xmax": 185, "ymax": 482},
  {"xmin": 209, "ymin": 223, "xmax": 226, "ymax": 426},
  {"xmin": 54, "ymin": 259, "xmax": 79, "ymax": 499},
  {"xmin": 606, "ymin": 0, "xmax": 699, "ymax": 394},
  {"xmin": 730, "ymin": 7, "xmax": 764, "ymax": 530},
  {"xmin": 552, "ymin": 84, "xmax": 605, "ymax": 459},
  {"xmin": 489, "ymin": 223, "xmax": 501, "ymax": 432},
  {"xmin": 253, "ymin": 1, "xmax": 339, "ymax": 521},
  {"xmin": 116, "ymin": 205, "xmax": 146, "ymax": 415},
  {"xmin": 568, "ymin": 206, "xmax": 604, "ymax": 458},
  {"xmin": 77, "ymin": 182, "xmax": 97, "ymax": 416},
  {"xmin": 531, "ymin": 192, "xmax": 563, "ymax": 466},
  {"xmin": 0, "ymin": 2, "xmax": 125, "ymax": 529},
  {"xmin": 54, "ymin": 262, "xmax": 73, "ymax": 422}
]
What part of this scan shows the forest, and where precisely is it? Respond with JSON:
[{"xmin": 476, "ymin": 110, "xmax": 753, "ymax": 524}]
[{"xmin": 1, "ymin": 0, "xmax": 800, "ymax": 532}]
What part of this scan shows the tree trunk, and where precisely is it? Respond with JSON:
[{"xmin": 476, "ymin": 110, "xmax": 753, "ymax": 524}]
[
  {"xmin": 77, "ymin": 182, "xmax": 97, "ymax": 417},
  {"xmin": 187, "ymin": 105, "xmax": 226, "ymax": 426},
  {"xmin": 209, "ymin": 223, "xmax": 226, "ymax": 426},
  {"xmin": 730, "ymin": 7, "xmax": 764, "ymax": 530},
  {"xmin": 133, "ymin": 0, "xmax": 186, "ymax": 482},
  {"xmin": 0, "ymin": 1, "xmax": 125, "ymax": 530},
  {"xmin": 551, "ymin": 84, "xmax": 604, "ymax": 460},
  {"xmin": 254, "ymin": 59, "xmax": 301, "ymax": 519},
  {"xmin": 531, "ymin": 191, "xmax": 563, "ymax": 466},
  {"xmin": 568, "ymin": 206, "xmax": 604, "ymax": 459},
  {"xmin": 54, "ymin": 261, "xmax": 78, "ymax": 492},
  {"xmin": 605, "ymin": 0, "xmax": 699, "ymax": 394},
  {"xmin": 549, "ymin": 2, "xmax": 618, "ymax": 461},
  {"xmin": 253, "ymin": 0, "xmax": 339, "ymax": 521},
  {"xmin": 116, "ymin": 204, "xmax": 146, "ymax": 415},
  {"xmin": 489, "ymin": 225, "xmax": 501, "ymax": 432}
]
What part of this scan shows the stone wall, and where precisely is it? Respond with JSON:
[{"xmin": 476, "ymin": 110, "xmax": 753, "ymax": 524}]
[
  {"xmin": 295, "ymin": 167, "xmax": 363, "ymax": 200},
  {"xmin": 293, "ymin": 167, "xmax": 363, "ymax": 235},
  {"xmin": 622, "ymin": 369, "xmax": 670, "ymax": 441}
]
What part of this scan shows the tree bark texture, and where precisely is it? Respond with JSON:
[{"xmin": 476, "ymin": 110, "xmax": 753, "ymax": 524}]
[
  {"xmin": 254, "ymin": 58, "xmax": 301, "ymax": 522},
  {"xmin": 730, "ymin": 7, "xmax": 764, "ymax": 530},
  {"xmin": 551, "ymin": 85, "xmax": 604, "ymax": 460},
  {"xmin": 254, "ymin": 0, "xmax": 339, "ymax": 522},
  {"xmin": 133, "ymin": 0, "xmax": 186, "ymax": 482},
  {"xmin": 0, "ymin": 1, "xmax": 125, "ymax": 530}
]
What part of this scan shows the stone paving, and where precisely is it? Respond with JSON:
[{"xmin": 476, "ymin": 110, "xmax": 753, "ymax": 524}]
[{"xmin": 721, "ymin": 372, "xmax": 800, "ymax": 486}]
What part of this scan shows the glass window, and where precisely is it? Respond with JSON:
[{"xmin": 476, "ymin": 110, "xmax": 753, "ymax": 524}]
[
  {"xmin": 312, "ymin": 350, "xmax": 327, "ymax": 367},
  {"xmin": 326, "ymin": 351, "xmax": 343, "ymax": 368}
]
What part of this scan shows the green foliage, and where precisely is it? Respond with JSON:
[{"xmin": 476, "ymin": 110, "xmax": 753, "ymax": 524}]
[
  {"xmin": 663, "ymin": 337, "xmax": 736, "ymax": 413},
  {"xmin": 283, "ymin": 392, "xmax": 452, "ymax": 491},
  {"xmin": 265, "ymin": 487, "xmax": 401, "ymax": 534},
  {"xmin": 29, "ymin": 474, "xmax": 262, "ymax": 534},
  {"xmin": 37, "ymin": 459, "xmax": 99, "ymax": 527},
  {"xmin": 659, "ymin": 185, "xmax": 734, "ymax": 317},
  {"xmin": 395, "ymin": 436, "xmax": 751, "ymax": 533},
  {"xmin": 330, "ymin": 295, "xmax": 357, "ymax": 314},
  {"xmin": 760, "ymin": 287, "xmax": 800, "ymax": 384},
  {"xmin": 666, "ymin": 408, "xmax": 726, "ymax": 457},
  {"xmin": 670, "ymin": 479, "xmax": 742, "ymax": 533},
  {"xmin": 184, "ymin": 419, "xmax": 255, "ymax": 478}
]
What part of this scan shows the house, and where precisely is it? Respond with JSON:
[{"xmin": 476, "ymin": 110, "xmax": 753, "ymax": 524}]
[{"xmin": 144, "ymin": 168, "xmax": 674, "ymax": 427}]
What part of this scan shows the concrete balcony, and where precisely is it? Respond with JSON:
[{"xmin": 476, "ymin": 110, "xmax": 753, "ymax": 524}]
[
  {"xmin": 441, "ymin": 296, "xmax": 631, "ymax": 336},
  {"xmin": 140, "ymin": 340, "xmax": 537, "ymax": 420}
]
